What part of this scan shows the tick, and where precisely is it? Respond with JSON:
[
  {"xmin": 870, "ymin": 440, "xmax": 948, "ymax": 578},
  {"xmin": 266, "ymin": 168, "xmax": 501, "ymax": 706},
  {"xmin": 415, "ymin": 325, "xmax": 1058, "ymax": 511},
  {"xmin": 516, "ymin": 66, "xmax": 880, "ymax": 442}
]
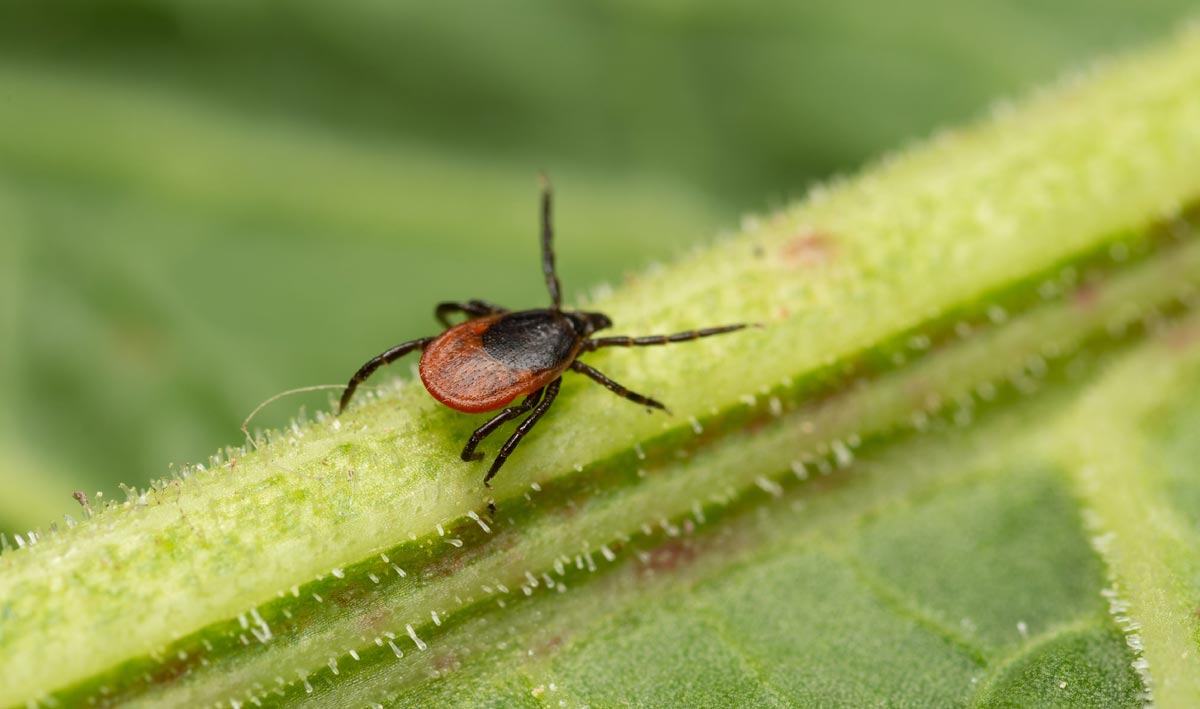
[{"xmin": 338, "ymin": 178, "xmax": 749, "ymax": 486}]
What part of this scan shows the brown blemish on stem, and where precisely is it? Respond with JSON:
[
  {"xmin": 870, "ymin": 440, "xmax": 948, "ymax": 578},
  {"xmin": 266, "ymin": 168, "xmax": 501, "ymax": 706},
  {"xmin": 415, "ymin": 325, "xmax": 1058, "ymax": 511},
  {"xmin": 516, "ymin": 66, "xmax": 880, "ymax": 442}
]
[
  {"xmin": 537, "ymin": 635, "xmax": 564, "ymax": 656},
  {"xmin": 1072, "ymin": 281, "xmax": 1102, "ymax": 312},
  {"xmin": 146, "ymin": 650, "xmax": 203, "ymax": 687},
  {"xmin": 326, "ymin": 579, "xmax": 370, "ymax": 609},
  {"xmin": 640, "ymin": 538, "xmax": 697, "ymax": 576},
  {"xmin": 779, "ymin": 231, "xmax": 836, "ymax": 268},
  {"xmin": 359, "ymin": 602, "xmax": 393, "ymax": 637},
  {"xmin": 1162, "ymin": 321, "xmax": 1200, "ymax": 352},
  {"xmin": 432, "ymin": 651, "xmax": 461, "ymax": 674}
]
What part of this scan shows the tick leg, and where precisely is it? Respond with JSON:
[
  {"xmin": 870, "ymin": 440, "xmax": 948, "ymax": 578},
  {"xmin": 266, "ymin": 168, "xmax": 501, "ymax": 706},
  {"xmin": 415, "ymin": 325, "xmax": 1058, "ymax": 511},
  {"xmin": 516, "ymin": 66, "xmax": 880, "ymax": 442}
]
[
  {"xmin": 583, "ymin": 324, "xmax": 749, "ymax": 351},
  {"xmin": 540, "ymin": 174, "xmax": 562, "ymax": 310},
  {"xmin": 435, "ymin": 300, "xmax": 507, "ymax": 328},
  {"xmin": 338, "ymin": 337, "xmax": 435, "ymax": 413},
  {"xmin": 460, "ymin": 387, "xmax": 545, "ymax": 462},
  {"xmin": 484, "ymin": 377, "xmax": 561, "ymax": 487},
  {"xmin": 571, "ymin": 361, "xmax": 667, "ymax": 412}
]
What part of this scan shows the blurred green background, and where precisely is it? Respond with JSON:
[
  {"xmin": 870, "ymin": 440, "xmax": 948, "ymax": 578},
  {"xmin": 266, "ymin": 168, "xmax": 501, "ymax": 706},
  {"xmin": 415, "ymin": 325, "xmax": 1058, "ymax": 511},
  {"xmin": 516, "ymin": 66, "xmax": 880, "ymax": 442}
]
[{"xmin": 0, "ymin": 1, "xmax": 1194, "ymax": 535}]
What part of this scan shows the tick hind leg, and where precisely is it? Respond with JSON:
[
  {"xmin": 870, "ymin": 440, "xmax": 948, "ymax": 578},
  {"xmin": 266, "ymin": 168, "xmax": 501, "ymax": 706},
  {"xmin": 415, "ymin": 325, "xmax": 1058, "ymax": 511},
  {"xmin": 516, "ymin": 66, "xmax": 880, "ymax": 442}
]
[
  {"xmin": 339, "ymin": 336, "xmax": 435, "ymax": 413},
  {"xmin": 484, "ymin": 377, "xmax": 561, "ymax": 487},
  {"xmin": 460, "ymin": 388, "xmax": 545, "ymax": 462},
  {"xmin": 435, "ymin": 300, "xmax": 507, "ymax": 328},
  {"xmin": 571, "ymin": 361, "xmax": 667, "ymax": 412}
]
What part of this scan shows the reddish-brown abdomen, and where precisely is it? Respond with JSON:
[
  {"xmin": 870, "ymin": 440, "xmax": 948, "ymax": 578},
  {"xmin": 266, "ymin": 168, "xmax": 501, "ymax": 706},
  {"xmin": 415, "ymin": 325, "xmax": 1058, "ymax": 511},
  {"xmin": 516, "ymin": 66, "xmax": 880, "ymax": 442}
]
[{"xmin": 419, "ymin": 315, "xmax": 570, "ymax": 413}]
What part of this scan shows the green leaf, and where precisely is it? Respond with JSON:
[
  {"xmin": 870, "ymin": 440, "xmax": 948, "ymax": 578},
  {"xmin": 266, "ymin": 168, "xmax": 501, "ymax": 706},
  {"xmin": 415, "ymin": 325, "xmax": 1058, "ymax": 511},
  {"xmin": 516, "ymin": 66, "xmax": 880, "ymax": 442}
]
[
  {"xmin": 1057, "ymin": 322, "xmax": 1200, "ymax": 705},
  {"xmin": 3, "ymin": 18, "xmax": 1200, "ymax": 709}
]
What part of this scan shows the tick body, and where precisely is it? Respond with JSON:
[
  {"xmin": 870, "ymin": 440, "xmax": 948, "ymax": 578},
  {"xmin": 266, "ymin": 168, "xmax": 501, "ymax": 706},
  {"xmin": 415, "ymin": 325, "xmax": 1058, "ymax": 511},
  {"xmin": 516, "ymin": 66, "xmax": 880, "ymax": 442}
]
[
  {"xmin": 339, "ymin": 177, "xmax": 748, "ymax": 486},
  {"xmin": 419, "ymin": 310, "xmax": 584, "ymax": 413}
]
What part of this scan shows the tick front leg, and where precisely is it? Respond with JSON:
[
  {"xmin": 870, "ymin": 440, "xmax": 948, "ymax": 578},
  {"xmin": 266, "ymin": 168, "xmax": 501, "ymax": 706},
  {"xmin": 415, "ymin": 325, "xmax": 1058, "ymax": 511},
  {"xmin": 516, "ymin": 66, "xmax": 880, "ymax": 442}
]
[
  {"xmin": 435, "ymin": 300, "xmax": 507, "ymax": 328},
  {"xmin": 539, "ymin": 174, "xmax": 562, "ymax": 309},
  {"xmin": 339, "ymin": 337, "xmax": 435, "ymax": 413},
  {"xmin": 484, "ymin": 377, "xmax": 561, "ymax": 487},
  {"xmin": 583, "ymin": 324, "xmax": 749, "ymax": 351},
  {"xmin": 570, "ymin": 361, "xmax": 667, "ymax": 412},
  {"xmin": 460, "ymin": 388, "xmax": 545, "ymax": 462}
]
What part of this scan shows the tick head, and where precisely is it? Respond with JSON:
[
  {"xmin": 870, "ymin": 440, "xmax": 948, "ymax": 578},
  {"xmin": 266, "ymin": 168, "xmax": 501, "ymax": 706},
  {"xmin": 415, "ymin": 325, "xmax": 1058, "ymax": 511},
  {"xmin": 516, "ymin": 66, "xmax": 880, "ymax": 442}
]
[{"xmin": 566, "ymin": 310, "xmax": 612, "ymax": 337}]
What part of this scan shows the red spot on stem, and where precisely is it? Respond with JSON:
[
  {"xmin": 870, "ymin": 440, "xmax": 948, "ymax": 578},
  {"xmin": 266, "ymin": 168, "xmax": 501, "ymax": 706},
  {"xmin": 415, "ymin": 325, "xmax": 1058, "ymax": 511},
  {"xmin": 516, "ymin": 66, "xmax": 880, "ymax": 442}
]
[
  {"xmin": 1071, "ymin": 282, "xmax": 1101, "ymax": 312},
  {"xmin": 641, "ymin": 539, "xmax": 697, "ymax": 575},
  {"xmin": 1163, "ymin": 322, "xmax": 1200, "ymax": 352},
  {"xmin": 780, "ymin": 231, "xmax": 835, "ymax": 268}
]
